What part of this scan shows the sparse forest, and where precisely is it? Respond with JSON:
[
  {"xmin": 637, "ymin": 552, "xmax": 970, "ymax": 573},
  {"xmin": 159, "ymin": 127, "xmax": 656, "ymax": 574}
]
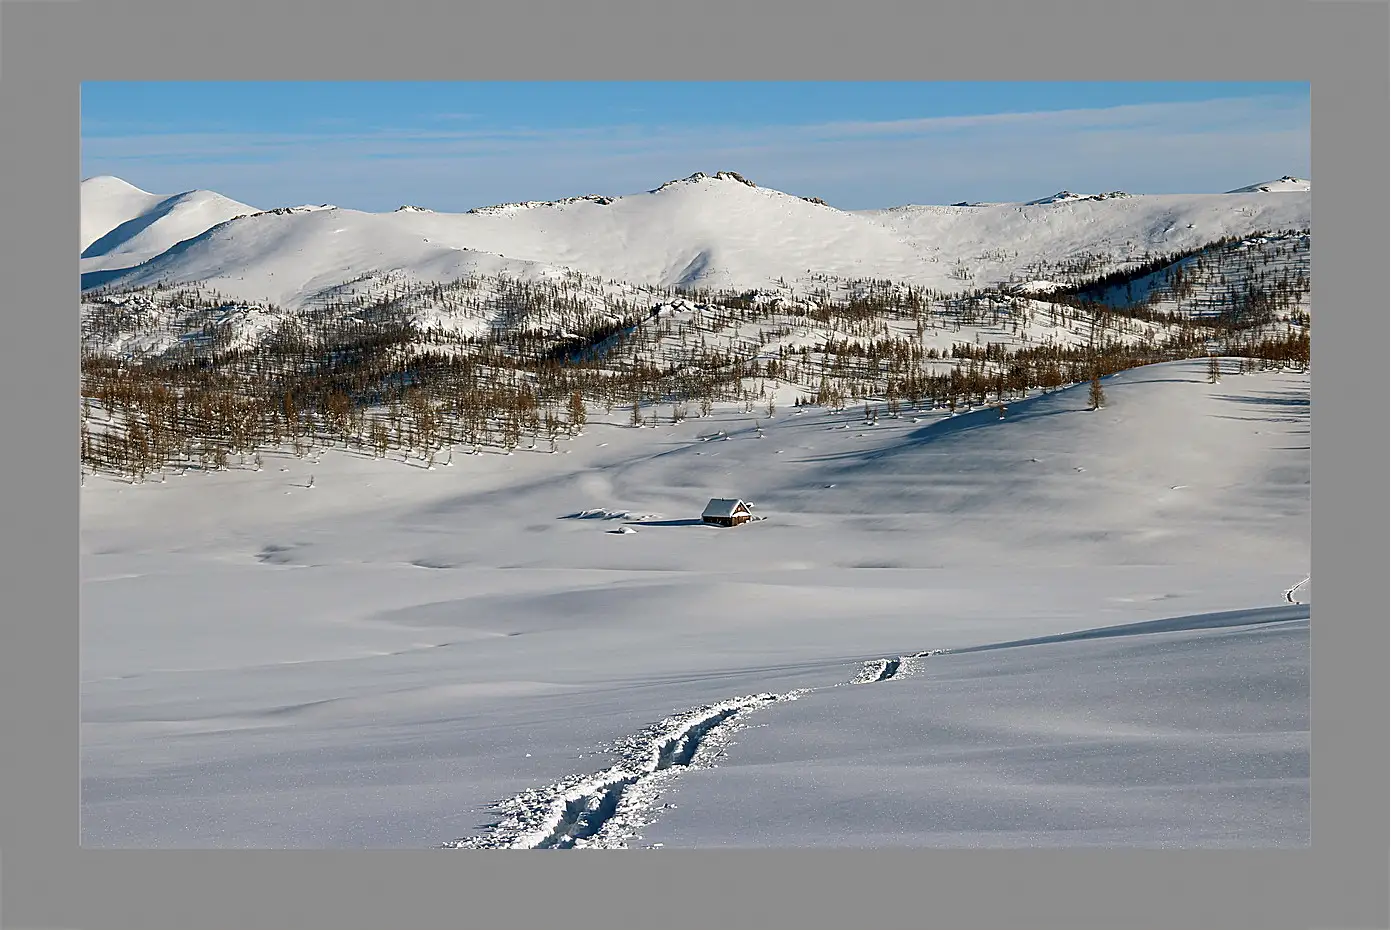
[{"xmin": 80, "ymin": 230, "xmax": 1310, "ymax": 483}]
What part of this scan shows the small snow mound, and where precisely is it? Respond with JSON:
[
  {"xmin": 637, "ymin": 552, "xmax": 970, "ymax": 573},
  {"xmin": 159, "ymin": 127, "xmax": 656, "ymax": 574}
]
[
  {"xmin": 608, "ymin": 526, "xmax": 638, "ymax": 535},
  {"xmin": 569, "ymin": 508, "xmax": 632, "ymax": 521}
]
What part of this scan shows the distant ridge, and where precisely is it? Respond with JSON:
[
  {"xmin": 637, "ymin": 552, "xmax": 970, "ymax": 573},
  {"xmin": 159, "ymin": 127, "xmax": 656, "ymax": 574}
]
[
  {"xmin": 80, "ymin": 172, "xmax": 1310, "ymax": 309},
  {"xmin": 1225, "ymin": 176, "xmax": 1310, "ymax": 193}
]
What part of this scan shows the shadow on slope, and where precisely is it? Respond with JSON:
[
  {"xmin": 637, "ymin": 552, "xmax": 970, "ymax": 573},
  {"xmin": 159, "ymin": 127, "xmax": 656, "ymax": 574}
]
[
  {"xmin": 81, "ymin": 223, "xmax": 228, "ymax": 292},
  {"xmin": 81, "ymin": 267, "xmax": 140, "ymax": 291},
  {"xmin": 939, "ymin": 603, "xmax": 1309, "ymax": 657},
  {"xmin": 792, "ymin": 378, "xmax": 1093, "ymax": 468},
  {"xmin": 82, "ymin": 193, "xmax": 196, "ymax": 259}
]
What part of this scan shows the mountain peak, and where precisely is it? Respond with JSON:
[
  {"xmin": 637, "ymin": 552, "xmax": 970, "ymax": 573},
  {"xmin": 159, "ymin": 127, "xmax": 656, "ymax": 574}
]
[
  {"xmin": 81, "ymin": 175, "xmax": 154, "ymax": 196},
  {"xmin": 652, "ymin": 171, "xmax": 757, "ymax": 193}
]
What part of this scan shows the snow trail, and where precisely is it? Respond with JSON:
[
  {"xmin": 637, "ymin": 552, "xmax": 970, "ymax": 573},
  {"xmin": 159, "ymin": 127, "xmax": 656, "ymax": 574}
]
[
  {"xmin": 443, "ymin": 603, "xmax": 1304, "ymax": 849},
  {"xmin": 444, "ymin": 692, "xmax": 806, "ymax": 849},
  {"xmin": 1284, "ymin": 577, "xmax": 1310, "ymax": 604},
  {"xmin": 853, "ymin": 657, "xmax": 906, "ymax": 683}
]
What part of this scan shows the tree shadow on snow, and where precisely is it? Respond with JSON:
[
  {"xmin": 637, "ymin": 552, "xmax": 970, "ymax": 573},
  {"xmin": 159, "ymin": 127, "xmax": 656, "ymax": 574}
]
[
  {"xmin": 794, "ymin": 388, "xmax": 1085, "ymax": 467},
  {"xmin": 1213, "ymin": 391, "xmax": 1309, "ymax": 408},
  {"xmin": 1211, "ymin": 390, "xmax": 1310, "ymax": 424}
]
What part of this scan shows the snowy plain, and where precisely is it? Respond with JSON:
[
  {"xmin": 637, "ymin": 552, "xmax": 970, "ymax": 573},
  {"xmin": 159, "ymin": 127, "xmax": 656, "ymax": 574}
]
[{"xmin": 80, "ymin": 358, "xmax": 1309, "ymax": 848}]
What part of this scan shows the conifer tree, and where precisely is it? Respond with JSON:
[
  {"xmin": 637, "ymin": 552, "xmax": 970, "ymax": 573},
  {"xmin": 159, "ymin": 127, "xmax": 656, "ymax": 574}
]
[
  {"xmin": 567, "ymin": 390, "xmax": 587, "ymax": 434},
  {"xmin": 1088, "ymin": 374, "xmax": 1106, "ymax": 410}
]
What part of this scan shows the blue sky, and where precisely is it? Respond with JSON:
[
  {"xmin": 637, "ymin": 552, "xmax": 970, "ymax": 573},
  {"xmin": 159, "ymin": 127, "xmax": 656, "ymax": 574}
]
[{"xmin": 81, "ymin": 82, "xmax": 1309, "ymax": 212}]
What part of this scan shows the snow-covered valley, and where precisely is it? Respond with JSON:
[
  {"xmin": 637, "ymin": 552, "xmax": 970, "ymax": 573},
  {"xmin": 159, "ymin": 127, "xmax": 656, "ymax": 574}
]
[
  {"xmin": 81, "ymin": 358, "xmax": 1309, "ymax": 848},
  {"xmin": 79, "ymin": 172, "xmax": 1310, "ymax": 848}
]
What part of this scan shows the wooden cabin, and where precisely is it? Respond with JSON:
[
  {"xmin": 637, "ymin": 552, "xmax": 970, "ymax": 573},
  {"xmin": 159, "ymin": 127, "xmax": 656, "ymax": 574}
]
[{"xmin": 702, "ymin": 498, "xmax": 752, "ymax": 527}]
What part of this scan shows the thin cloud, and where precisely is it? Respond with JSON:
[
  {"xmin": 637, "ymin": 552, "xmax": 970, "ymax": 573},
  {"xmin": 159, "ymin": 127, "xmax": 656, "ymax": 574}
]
[{"xmin": 81, "ymin": 94, "xmax": 1309, "ymax": 210}]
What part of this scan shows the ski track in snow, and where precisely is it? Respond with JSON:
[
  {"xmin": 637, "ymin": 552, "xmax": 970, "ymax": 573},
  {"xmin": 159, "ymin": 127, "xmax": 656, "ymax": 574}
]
[
  {"xmin": 1284, "ymin": 577, "xmax": 1310, "ymax": 605},
  {"xmin": 851, "ymin": 656, "xmax": 910, "ymax": 683},
  {"xmin": 443, "ymin": 691, "xmax": 808, "ymax": 850},
  {"xmin": 441, "ymin": 603, "xmax": 1307, "ymax": 850}
]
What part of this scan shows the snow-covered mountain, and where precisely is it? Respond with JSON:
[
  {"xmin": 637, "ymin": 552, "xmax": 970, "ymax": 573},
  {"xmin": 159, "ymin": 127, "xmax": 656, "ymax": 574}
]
[
  {"xmin": 80, "ymin": 176, "xmax": 259, "ymax": 273},
  {"xmin": 80, "ymin": 172, "xmax": 1311, "ymax": 309},
  {"xmin": 856, "ymin": 188, "xmax": 1309, "ymax": 283},
  {"xmin": 78, "ymin": 169, "xmax": 1312, "ymax": 851}
]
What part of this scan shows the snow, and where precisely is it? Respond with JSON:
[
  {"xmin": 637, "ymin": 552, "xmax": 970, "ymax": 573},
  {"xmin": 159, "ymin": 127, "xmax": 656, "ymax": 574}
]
[
  {"xmin": 1225, "ymin": 176, "xmax": 1311, "ymax": 193},
  {"xmin": 81, "ymin": 206, "xmax": 569, "ymax": 313},
  {"xmin": 858, "ymin": 191, "xmax": 1309, "ymax": 291},
  {"xmin": 80, "ymin": 176, "xmax": 259, "ymax": 273},
  {"xmin": 1006, "ymin": 279, "xmax": 1067, "ymax": 295},
  {"xmin": 642, "ymin": 613, "xmax": 1306, "ymax": 848},
  {"xmin": 81, "ymin": 360, "xmax": 1309, "ymax": 847},
  {"xmin": 81, "ymin": 176, "xmax": 166, "ymax": 251},
  {"xmin": 1024, "ymin": 190, "xmax": 1130, "ymax": 205},
  {"xmin": 81, "ymin": 173, "xmax": 1311, "ymax": 308}
]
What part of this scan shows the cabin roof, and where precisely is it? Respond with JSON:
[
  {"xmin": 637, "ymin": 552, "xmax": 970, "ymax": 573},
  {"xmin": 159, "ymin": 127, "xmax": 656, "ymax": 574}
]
[{"xmin": 702, "ymin": 498, "xmax": 748, "ymax": 518}]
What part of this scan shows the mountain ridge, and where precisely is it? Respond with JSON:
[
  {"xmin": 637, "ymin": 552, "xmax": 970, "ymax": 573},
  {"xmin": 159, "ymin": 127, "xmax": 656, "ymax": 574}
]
[{"xmin": 80, "ymin": 172, "xmax": 1311, "ymax": 309}]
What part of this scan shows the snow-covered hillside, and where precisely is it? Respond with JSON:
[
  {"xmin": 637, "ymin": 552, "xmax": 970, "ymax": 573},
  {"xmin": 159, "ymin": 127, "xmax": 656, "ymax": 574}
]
[
  {"xmin": 1226, "ymin": 175, "xmax": 1311, "ymax": 193},
  {"xmin": 80, "ymin": 176, "xmax": 259, "ymax": 273},
  {"xmin": 858, "ymin": 189, "xmax": 1309, "ymax": 289},
  {"xmin": 81, "ymin": 172, "xmax": 1311, "ymax": 308},
  {"xmin": 81, "ymin": 360, "xmax": 1309, "ymax": 848}
]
